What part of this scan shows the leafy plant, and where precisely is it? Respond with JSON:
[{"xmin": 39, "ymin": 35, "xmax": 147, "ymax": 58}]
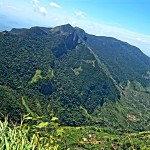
[{"xmin": 0, "ymin": 114, "xmax": 66, "ymax": 150}]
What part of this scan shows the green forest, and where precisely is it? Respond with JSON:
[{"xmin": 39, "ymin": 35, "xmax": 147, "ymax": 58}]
[{"xmin": 0, "ymin": 24, "xmax": 150, "ymax": 149}]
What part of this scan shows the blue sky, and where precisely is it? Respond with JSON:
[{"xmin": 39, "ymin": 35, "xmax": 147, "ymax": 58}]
[{"xmin": 1, "ymin": 0, "xmax": 150, "ymax": 56}]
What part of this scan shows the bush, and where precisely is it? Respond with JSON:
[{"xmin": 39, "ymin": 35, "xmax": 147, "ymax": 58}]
[{"xmin": 0, "ymin": 114, "xmax": 65, "ymax": 150}]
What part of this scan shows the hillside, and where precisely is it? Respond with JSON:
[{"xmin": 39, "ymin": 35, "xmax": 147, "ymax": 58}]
[{"xmin": 0, "ymin": 24, "xmax": 150, "ymax": 131}]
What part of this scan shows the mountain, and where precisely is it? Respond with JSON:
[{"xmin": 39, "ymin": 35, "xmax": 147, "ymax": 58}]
[{"xmin": 0, "ymin": 24, "xmax": 150, "ymax": 131}]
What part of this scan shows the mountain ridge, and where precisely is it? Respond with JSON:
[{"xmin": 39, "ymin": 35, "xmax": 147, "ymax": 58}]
[{"xmin": 0, "ymin": 24, "xmax": 150, "ymax": 131}]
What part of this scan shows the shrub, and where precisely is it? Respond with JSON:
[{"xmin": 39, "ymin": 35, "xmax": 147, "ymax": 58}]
[{"xmin": 0, "ymin": 114, "xmax": 65, "ymax": 150}]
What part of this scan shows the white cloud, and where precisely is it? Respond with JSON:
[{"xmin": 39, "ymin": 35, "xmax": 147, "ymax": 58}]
[
  {"xmin": 31, "ymin": 0, "xmax": 47, "ymax": 16},
  {"xmin": 75, "ymin": 11, "xmax": 86, "ymax": 18},
  {"xmin": 135, "ymin": 37, "xmax": 146, "ymax": 43},
  {"xmin": 6, "ymin": 5, "xmax": 20, "ymax": 11},
  {"xmin": 32, "ymin": 0, "xmax": 39, "ymax": 5},
  {"xmin": 50, "ymin": 2, "xmax": 61, "ymax": 8},
  {"xmin": 39, "ymin": 6, "xmax": 47, "ymax": 16},
  {"xmin": 31, "ymin": 0, "xmax": 40, "ymax": 12}
]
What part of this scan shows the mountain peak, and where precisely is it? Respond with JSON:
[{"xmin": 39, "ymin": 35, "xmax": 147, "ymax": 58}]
[
  {"xmin": 10, "ymin": 28, "xmax": 27, "ymax": 34},
  {"xmin": 51, "ymin": 24, "xmax": 74, "ymax": 34}
]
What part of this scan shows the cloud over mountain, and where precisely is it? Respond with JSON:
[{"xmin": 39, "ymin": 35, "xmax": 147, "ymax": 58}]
[{"xmin": 50, "ymin": 2, "xmax": 61, "ymax": 8}]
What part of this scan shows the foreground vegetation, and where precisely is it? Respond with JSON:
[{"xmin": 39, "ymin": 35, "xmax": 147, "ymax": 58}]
[
  {"xmin": 0, "ymin": 114, "xmax": 150, "ymax": 150},
  {"xmin": 0, "ymin": 114, "xmax": 64, "ymax": 150}
]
